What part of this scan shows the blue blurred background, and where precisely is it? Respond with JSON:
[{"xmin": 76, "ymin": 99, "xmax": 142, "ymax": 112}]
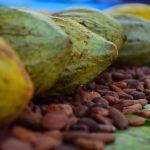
[{"xmin": 0, "ymin": 0, "xmax": 149, "ymax": 12}]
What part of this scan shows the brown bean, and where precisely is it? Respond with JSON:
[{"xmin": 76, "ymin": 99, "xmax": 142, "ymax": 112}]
[
  {"xmin": 73, "ymin": 86, "xmax": 86, "ymax": 103},
  {"xmin": 86, "ymin": 82, "xmax": 97, "ymax": 90},
  {"xmin": 12, "ymin": 126, "xmax": 40, "ymax": 143},
  {"xmin": 123, "ymin": 79, "xmax": 138, "ymax": 89},
  {"xmin": 44, "ymin": 130, "xmax": 62, "ymax": 140},
  {"xmin": 71, "ymin": 123, "xmax": 89, "ymax": 132},
  {"xmin": 111, "ymin": 82, "xmax": 127, "ymax": 89},
  {"xmin": 137, "ymin": 82, "xmax": 144, "ymax": 91},
  {"xmin": 63, "ymin": 132, "xmax": 115, "ymax": 143},
  {"xmin": 47, "ymin": 104, "xmax": 73, "ymax": 117},
  {"xmin": 112, "ymin": 72, "xmax": 132, "ymax": 81},
  {"xmin": 95, "ymin": 72, "xmax": 112, "ymax": 85},
  {"xmin": 124, "ymin": 104, "xmax": 143, "ymax": 110},
  {"xmin": 123, "ymin": 109, "xmax": 140, "ymax": 114},
  {"xmin": 133, "ymin": 99, "xmax": 148, "ymax": 107},
  {"xmin": 102, "ymin": 91, "xmax": 119, "ymax": 98},
  {"xmin": 123, "ymin": 104, "xmax": 142, "ymax": 114},
  {"xmin": 118, "ymin": 92, "xmax": 133, "ymax": 100},
  {"xmin": 144, "ymin": 79, "xmax": 150, "ymax": 89},
  {"xmin": 65, "ymin": 117, "xmax": 79, "ymax": 130},
  {"xmin": 130, "ymin": 91, "xmax": 145, "ymax": 100},
  {"xmin": 123, "ymin": 88, "xmax": 136, "ymax": 94},
  {"xmin": 91, "ymin": 113, "xmax": 114, "ymax": 127},
  {"xmin": 34, "ymin": 136, "xmax": 61, "ymax": 150},
  {"xmin": 83, "ymin": 91, "xmax": 101, "ymax": 102},
  {"xmin": 140, "ymin": 66, "xmax": 150, "ymax": 75},
  {"xmin": 95, "ymin": 89, "xmax": 108, "ymax": 95},
  {"xmin": 78, "ymin": 117, "xmax": 99, "ymax": 132},
  {"xmin": 135, "ymin": 68, "xmax": 145, "ymax": 80},
  {"xmin": 95, "ymin": 85, "xmax": 109, "ymax": 91},
  {"xmin": 90, "ymin": 107, "xmax": 109, "ymax": 116},
  {"xmin": 147, "ymin": 95, "xmax": 150, "ymax": 103},
  {"xmin": 74, "ymin": 138, "xmax": 104, "ymax": 150},
  {"xmin": 1, "ymin": 138, "xmax": 33, "ymax": 150},
  {"xmin": 128, "ymin": 117, "xmax": 145, "ymax": 126},
  {"xmin": 103, "ymin": 95, "xmax": 119, "ymax": 104},
  {"xmin": 109, "ymin": 85, "xmax": 123, "ymax": 93},
  {"xmin": 98, "ymin": 72, "xmax": 112, "ymax": 83},
  {"xmin": 98, "ymin": 124, "xmax": 117, "ymax": 132},
  {"xmin": 144, "ymin": 89, "xmax": 150, "ymax": 95},
  {"xmin": 122, "ymin": 100, "xmax": 134, "ymax": 107},
  {"xmin": 73, "ymin": 105, "xmax": 89, "ymax": 117},
  {"xmin": 16, "ymin": 107, "xmax": 42, "ymax": 129},
  {"xmin": 54, "ymin": 145, "xmax": 80, "ymax": 150},
  {"xmin": 92, "ymin": 97, "xmax": 109, "ymax": 108},
  {"xmin": 111, "ymin": 101, "xmax": 124, "ymax": 111},
  {"xmin": 136, "ymin": 111, "xmax": 150, "ymax": 118},
  {"xmin": 109, "ymin": 84, "xmax": 133, "ymax": 100},
  {"xmin": 42, "ymin": 113, "xmax": 69, "ymax": 130},
  {"xmin": 109, "ymin": 107, "xmax": 128, "ymax": 129}
]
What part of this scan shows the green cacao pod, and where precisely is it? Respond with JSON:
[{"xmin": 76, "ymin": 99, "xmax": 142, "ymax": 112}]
[
  {"xmin": 48, "ymin": 16, "xmax": 118, "ymax": 96},
  {"xmin": 113, "ymin": 14, "xmax": 150, "ymax": 66},
  {"xmin": 0, "ymin": 6, "xmax": 72, "ymax": 96},
  {"xmin": 53, "ymin": 7, "xmax": 125, "ymax": 50}
]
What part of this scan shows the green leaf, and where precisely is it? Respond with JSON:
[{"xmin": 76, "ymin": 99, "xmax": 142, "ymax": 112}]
[
  {"xmin": 106, "ymin": 126, "xmax": 150, "ymax": 150},
  {"xmin": 125, "ymin": 114, "xmax": 150, "ymax": 124},
  {"xmin": 144, "ymin": 104, "xmax": 150, "ymax": 111},
  {"xmin": 106, "ymin": 105, "xmax": 150, "ymax": 150}
]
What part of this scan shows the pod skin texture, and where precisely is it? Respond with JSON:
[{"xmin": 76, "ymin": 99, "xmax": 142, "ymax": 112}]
[
  {"xmin": 53, "ymin": 7, "xmax": 125, "ymax": 50},
  {"xmin": 106, "ymin": 3, "xmax": 150, "ymax": 21},
  {"xmin": 0, "ymin": 38, "xmax": 33, "ymax": 127},
  {"xmin": 0, "ymin": 6, "xmax": 72, "ymax": 96},
  {"xmin": 113, "ymin": 14, "xmax": 150, "ymax": 66},
  {"xmin": 49, "ymin": 16, "xmax": 118, "ymax": 96}
]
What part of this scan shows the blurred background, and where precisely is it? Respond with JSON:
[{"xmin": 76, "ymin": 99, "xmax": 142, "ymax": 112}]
[{"xmin": 0, "ymin": 0, "xmax": 149, "ymax": 12}]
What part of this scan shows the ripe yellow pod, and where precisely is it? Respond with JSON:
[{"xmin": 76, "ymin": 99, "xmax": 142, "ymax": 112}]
[{"xmin": 0, "ymin": 38, "xmax": 33, "ymax": 127}]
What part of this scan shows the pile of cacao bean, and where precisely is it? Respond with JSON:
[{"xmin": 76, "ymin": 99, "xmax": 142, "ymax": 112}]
[{"xmin": 1, "ymin": 65, "xmax": 150, "ymax": 150}]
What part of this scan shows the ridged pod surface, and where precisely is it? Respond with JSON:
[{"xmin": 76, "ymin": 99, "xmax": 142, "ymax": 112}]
[
  {"xmin": 113, "ymin": 14, "xmax": 150, "ymax": 66},
  {"xmin": 53, "ymin": 7, "xmax": 125, "ymax": 50},
  {"xmin": 106, "ymin": 3, "xmax": 150, "ymax": 21},
  {"xmin": 0, "ymin": 6, "xmax": 72, "ymax": 96},
  {"xmin": 49, "ymin": 16, "xmax": 118, "ymax": 96},
  {"xmin": 0, "ymin": 38, "xmax": 33, "ymax": 127}
]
